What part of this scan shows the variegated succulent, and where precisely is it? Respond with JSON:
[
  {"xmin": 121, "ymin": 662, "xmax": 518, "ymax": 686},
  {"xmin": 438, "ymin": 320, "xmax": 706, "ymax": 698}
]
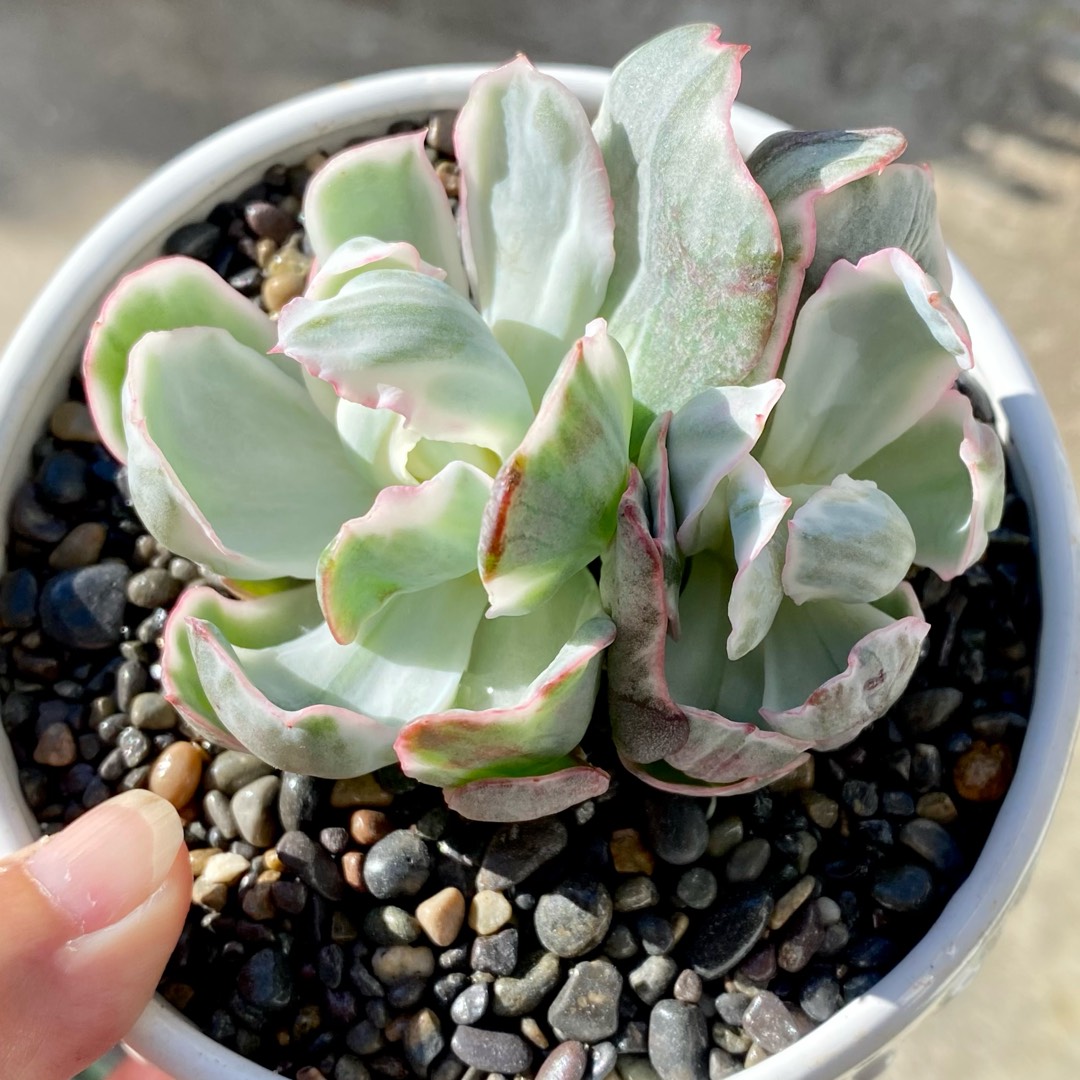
[{"xmin": 81, "ymin": 23, "xmax": 1005, "ymax": 819}]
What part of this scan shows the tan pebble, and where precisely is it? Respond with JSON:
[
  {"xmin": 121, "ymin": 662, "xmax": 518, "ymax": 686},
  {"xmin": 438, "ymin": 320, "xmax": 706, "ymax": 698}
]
[
  {"xmin": 954, "ymin": 740, "xmax": 1014, "ymax": 801},
  {"xmin": 371, "ymin": 945, "xmax": 434, "ymax": 982},
  {"xmin": 350, "ymin": 808, "xmax": 393, "ymax": 845},
  {"xmin": 262, "ymin": 271, "xmax": 306, "ymax": 314},
  {"xmin": 745, "ymin": 1043, "xmax": 771, "ymax": 1067},
  {"xmin": 160, "ymin": 980, "xmax": 195, "ymax": 1010},
  {"xmin": 416, "ymin": 886, "xmax": 466, "ymax": 946},
  {"xmin": 189, "ymin": 847, "xmax": 223, "ymax": 876},
  {"xmin": 916, "ymin": 791, "xmax": 959, "ymax": 824},
  {"xmin": 192, "ymin": 876, "xmax": 227, "ymax": 910},
  {"xmin": 242, "ymin": 882, "xmax": 277, "ymax": 921},
  {"xmin": 520, "ymin": 1017, "xmax": 549, "ymax": 1049},
  {"xmin": 331, "ymin": 774, "xmax": 393, "ymax": 808},
  {"xmin": 292, "ymin": 1004, "xmax": 322, "ymax": 1039},
  {"xmin": 801, "ymin": 790, "xmax": 839, "ymax": 829},
  {"xmin": 254, "ymin": 236, "xmax": 278, "ymax": 269},
  {"xmin": 469, "ymin": 889, "xmax": 513, "ymax": 936},
  {"xmin": 384, "ymin": 1015, "xmax": 409, "ymax": 1043},
  {"xmin": 769, "ymin": 875, "xmax": 816, "ymax": 930},
  {"xmin": 610, "ymin": 828, "xmax": 655, "ymax": 874},
  {"xmin": 342, "ymin": 851, "xmax": 366, "ymax": 891},
  {"xmin": 33, "ymin": 723, "xmax": 76, "ymax": 767},
  {"xmin": 670, "ymin": 911, "xmax": 690, "ymax": 944},
  {"xmin": 768, "ymin": 756, "xmax": 816, "ymax": 793},
  {"xmin": 435, "ymin": 159, "xmax": 460, "ymax": 199},
  {"xmin": 257, "ymin": 869, "xmax": 282, "ymax": 885},
  {"xmin": 49, "ymin": 522, "xmax": 107, "ymax": 570},
  {"xmin": 304, "ymin": 150, "xmax": 329, "ymax": 173},
  {"xmin": 295, "ymin": 1067, "xmax": 326, "ymax": 1080},
  {"xmin": 202, "ymin": 851, "xmax": 251, "ymax": 886},
  {"xmin": 263, "ymin": 848, "xmax": 284, "ymax": 873},
  {"xmin": 149, "ymin": 741, "xmax": 205, "ymax": 809},
  {"xmin": 49, "ymin": 400, "xmax": 99, "ymax": 443}
]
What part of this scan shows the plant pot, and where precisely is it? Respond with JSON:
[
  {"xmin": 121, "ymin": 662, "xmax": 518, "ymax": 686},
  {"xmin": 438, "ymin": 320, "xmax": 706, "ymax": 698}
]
[{"xmin": 1, "ymin": 64, "xmax": 1078, "ymax": 1080}]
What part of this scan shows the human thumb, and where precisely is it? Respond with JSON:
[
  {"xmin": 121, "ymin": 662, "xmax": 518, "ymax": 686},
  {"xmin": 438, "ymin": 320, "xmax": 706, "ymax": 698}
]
[{"xmin": 0, "ymin": 790, "xmax": 190, "ymax": 1080}]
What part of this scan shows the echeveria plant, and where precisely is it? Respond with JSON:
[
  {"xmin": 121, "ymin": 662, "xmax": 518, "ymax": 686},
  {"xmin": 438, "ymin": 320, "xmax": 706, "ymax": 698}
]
[{"xmin": 82, "ymin": 23, "xmax": 1004, "ymax": 819}]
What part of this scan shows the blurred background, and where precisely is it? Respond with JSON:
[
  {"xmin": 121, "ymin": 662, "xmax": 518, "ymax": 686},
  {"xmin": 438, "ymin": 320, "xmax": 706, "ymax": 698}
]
[{"xmin": 1, "ymin": 0, "xmax": 1078, "ymax": 1076}]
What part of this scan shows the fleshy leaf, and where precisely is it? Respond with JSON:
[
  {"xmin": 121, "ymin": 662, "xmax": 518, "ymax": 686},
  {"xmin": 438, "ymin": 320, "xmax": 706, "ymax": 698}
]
[
  {"xmin": 457, "ymin": 57, "xmax": 615, "ymax": 407},
  {"xmin": 479, "ymin": 321, "xmax": 632, "ymax": 617},
  {"xmin": 601, "ymin": 469, "xmax": 689, "ymax": 763},
  {"xmin": 302, "ymin": 131, "xmax": 467, "ymax": 293},
  {"xmin": 277, "ymin": 270, "xmax": 534, "ymax": 458},
  {"xmin": 805, "ymin": 162, "xmax": 953, "ymax": 298},
  {"xmin": 161, "ymin": 584, "xmax": 326, "ymax": 749},
  {"xmin": 123, "ymin": 327, "xmax": 376, "ymax": 580},
  {"xmin": 396, "ymin": 572, "xmax": 613, "ymax": 786},
  {"xmin": 638, "ymin": 413, "xmax": 682, "ymax": 637},
  {"xmin": 84, "ymin": 256, "xmax": 279, "ymax": 460},
  {"xmin": 444, "ymin": 763, "xmax": 611, "ymax": 822},
  {"xmin": 185, "ymin": 575, "xmax": 489, "ymax": 777},
  {"xmin": 756, "ymin": 248, "xmax": 973, "ymax": 486},
  {"xmin": 306, "ymin": 237, "xmax": 446, "ymax": 300},
  {"xmin": 666, "ymin": 380, "xmax": 784, "ymax": 555},
  {"xmin": 782, "ymin": 476, "xmax": 916, "ymax": 605},
  {"xmin": 854, "ymin": 389, "xmax": 1005, "ymax": 578},
  {"xmin": 594, "ymin": 23, "xmax": 782, "ymax": 418},
  {"xmin": 319, "ymin": 461, "xmax": 492, "ymax": 643},
  {"xmin": 620, "ymin": 751, "xmax": 810, "ymax": 797},
  {"xmin": 725, "ymin": 456, "xmax": 791, "ymax": 659},
  {"xmin": 745, "ymin": 128, "xmax": 908, "ymax": 382},
  {"xmin": 760, "ymin": 597, "xmax": 930, "ymax": 749}
]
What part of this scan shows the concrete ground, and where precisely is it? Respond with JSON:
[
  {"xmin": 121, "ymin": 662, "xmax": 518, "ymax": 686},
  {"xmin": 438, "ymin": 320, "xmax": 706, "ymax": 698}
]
[{"xmin": 1, "ymin": 0, "xmax": 1079, "ymax": 1076}]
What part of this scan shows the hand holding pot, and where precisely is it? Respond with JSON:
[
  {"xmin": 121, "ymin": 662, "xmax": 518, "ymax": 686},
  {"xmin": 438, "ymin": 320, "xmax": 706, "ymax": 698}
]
[{"xmin": 0, "ymin": 790, "xmax": 189, "ymax": 1080}]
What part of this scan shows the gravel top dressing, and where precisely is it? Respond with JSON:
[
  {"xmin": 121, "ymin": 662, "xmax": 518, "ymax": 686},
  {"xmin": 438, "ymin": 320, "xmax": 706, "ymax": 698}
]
[{"xmin": 0, "ymin": 117, "xmax": 1037, "ymax": 1080}]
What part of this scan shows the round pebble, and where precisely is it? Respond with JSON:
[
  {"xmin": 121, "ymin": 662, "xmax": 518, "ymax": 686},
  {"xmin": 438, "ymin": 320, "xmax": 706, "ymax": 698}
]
[
  {"xmin": 536, "ymin": 1041, "xmax": 588, "ymax": 1080},
  {"xmin": 450, "ymin": 1026, "xmax": 531, "ymax": 1074},
  {"xmin": 535, "ymin": 878, "xmax": 613, "ymax": 957},
  {"xmin": 646, "ymin": 797, "xmax": 708, "ymax": 866},
  {"xmin": 130, "ymin": 691, "xmax": 179, "ymax": 731},
  {"xmin": 954, "ymin": 740, "xmax": 1014, "ymax": 801},
  {"xmin": 548, "ymin": 959, "xmax": 622, "ymax": 1042},
  {"xmin": 686, "ymin": 890, "xmax": 772, "ymax": 980},
  {"xmin": 49, "ymin": 522, "xmax": 107, "ymax": 570},
  {"xmin": 416, "ymin": 887, "xmax": 466, "ymax": 947},
  {"xmin": 148, "ymin": 741, "xmax": 203, "ymax": 809},
  {"xmin": 231, "ymin": 774, "xmax": 282, "ymax": 847},
  {"xmin": 676, "ymin": 868, "xmax": 717, "ymax": 910},
  {"xmin": 470, "ymin": 889, "xmax": 513, "ymax": 935},
  {"xmin": 871, "ymin": 864, "xmax": 934, "ymax": 912},
  {"xmin": 50, "ymin": 400, "xmax": 99, "ymax": 442},
  {"xmin": 648, "ymin": 1000, "xmax": 708, "ymax": 1080},
  {"xmin": 39, "ymin": 563, "xmax": 128, "ymax": 649},
  {"xmin": 126, "ymin": 568, "xmax": 181, "ymax": 608},
  {"xmin": 363, "ymin": 830, "xmax": 433, "ymax": 898},
  {"xmin": 724, "ymin": 838, "xmax": 771, "ymax": 883}
]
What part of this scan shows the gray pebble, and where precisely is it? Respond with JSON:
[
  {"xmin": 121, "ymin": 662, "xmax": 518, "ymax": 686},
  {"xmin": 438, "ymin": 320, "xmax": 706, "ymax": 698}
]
[
  {"xmin": 687, "ymin": 890, "xmax": 773, "ymax": 980},
  {"xmin": 603, "ymin": 924, "xmax": 638, "ymax": 961},
  {"xmin": 871, "ymin": 864, "xmax": 933, "ymax": 912},
  {"xmin": 800, "ymin": 973, "xmax": 843, "ymax": 1022},
  {"xmin": 676, "ymin": 868, "xmax": 717, "ymax": 910},
  {"xmin": 471, "ymin": 928, "xmax": 518, "ymax": 976},
  {"xmin": 451, "ymin": 982, "xmax": 490, "ymax": 1026},
  {"xmin": 203, "ymin": 789, "xmax": 239, "ymax": 840},
  {"xmin": 707, "ymin": 1048, "xmax": 739, "ymax": 1080},
  {"xmin": 279, "ymin": 771, "xmax": 320, "ymax": 831},
  {"xmin": 841, "ymin": 780, "xmax": 879, "ymax": 817},
  {"xmin": 714, "ymin": 993, "xmax": 750, "ymax": 1027},
  {"xmin": 114, "ymin": 659, "xmax": 148, "ymax": 711},
  {"xmin": 637, "ymin": 914, "xmax": 675, "ymax": 956},
  {"xmin": 646, "ymin": 797, "xmax": 708, "ymax": 866},
  {"xmin": 450, "ymin": 1027, "xmax": 531, "ymax": 1074},
  {"xmin": 11, "ymin": 482, "xmax": 67, "ymax": 543},
  {"xmin": 39, "ymin": 563, "xmax": 128, "ymax": 649},
  {"xmin": 276, "ymin": 829, "xmax": 344, "ymax": 900},
  {"xmin": 129, "ymin": 691, "xmax": 178, "ymax": 731},
  {"xmin": 237, "ymin": 947, "xmax": 292, "ymax": 1010},
  {"xmin": 364, "ymin": 906, "xmax": 421, "ymax": 946},
  {"xmin": 536, "ymin": 1041, "xmax": 587, "ymax": 1080},
  {"xmin": 364, "ymin": 831, "xmax": 433, "ymax": 899},
  {"xmin": 548, "ymin": 959, "xmax": 622, "ymax": 1042},
  {"xmin": 741, "ymin": 991, "xmax": 803, "ymax": 1053},
  {"xmin": 724, "ymin": 839, "xmax": 771, "ymax": 883},
  {"xmin": 231, "ymin": 774, "xmax": 281, "ymax": 848},
  {"xmin": 117, "ymin": 725, "xmax": 150, "ymax": 768},
  {"xmin": 492, "ymin": 952, "xmax": 560, "ymax": 1016},
  {"xmin": 535, "ymin": 878, "xmax": 612, "ymax": 958},
  {"xmin": 648, "ymin": 1000, "xmax": 708, "ymax": 1080},
  {"xmin": 126, "ymin": 568, "xmax": 181, "ymax": 609},
  {"xmin": 205, "ymin": 750, "xmax": 275, "ymax": 795},
  {"xmin": 628, "ymin": 955, "xmax": 678, "ymax": 1006},
  {"xmin": 614, "ymin": 876, "xmax": 659, "ymax": 912},
  {"xmin": 589, "ymin": 1043, "xmax": 617, "ymax": 1080},
  {"xmin": 899, "ymin": 818, "xmax": 963, "ymax": 872},
  {"xmin": 895, "ymin": 686, "xmax": 963, "ymax": 733},
  {"xmin": 476, "ymin": 819, "xmax": 568, "ymax": 890},
  {"xmin": 911, "ymin": 743, "xmax": 943, "ymax": 792}
]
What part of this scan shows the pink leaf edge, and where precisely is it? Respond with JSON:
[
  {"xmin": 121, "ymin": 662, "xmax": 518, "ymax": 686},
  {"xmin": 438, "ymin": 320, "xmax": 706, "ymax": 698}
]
[{"xmin": 444, "ymin": 765, "xmax": 611, "ymax": 822}]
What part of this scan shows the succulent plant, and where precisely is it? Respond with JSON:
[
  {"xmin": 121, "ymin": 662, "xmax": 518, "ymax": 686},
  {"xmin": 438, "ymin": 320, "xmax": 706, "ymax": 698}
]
[{"xmin": 81, "ymin": 22, "xmax": 1005, "ymax": 817}]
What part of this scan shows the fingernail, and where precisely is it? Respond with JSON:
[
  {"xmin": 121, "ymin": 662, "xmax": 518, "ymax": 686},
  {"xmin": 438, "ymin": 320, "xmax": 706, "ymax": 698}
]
[{"xmin": 25, "ymin": 790, "xmax": 184, "ymax": 935}]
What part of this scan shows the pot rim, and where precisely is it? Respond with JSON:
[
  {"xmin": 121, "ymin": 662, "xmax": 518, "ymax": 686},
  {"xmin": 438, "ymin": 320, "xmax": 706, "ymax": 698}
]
[{"xmin": 0, "ymin": 62, "xmax": 1077, "ymax": 1080}]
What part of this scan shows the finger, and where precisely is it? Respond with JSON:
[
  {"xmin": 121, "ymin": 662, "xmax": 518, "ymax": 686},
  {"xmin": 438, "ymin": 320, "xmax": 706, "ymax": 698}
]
[{"xmin": 0, "ymin": 790, "xmax": 190, "ymax": 1080}]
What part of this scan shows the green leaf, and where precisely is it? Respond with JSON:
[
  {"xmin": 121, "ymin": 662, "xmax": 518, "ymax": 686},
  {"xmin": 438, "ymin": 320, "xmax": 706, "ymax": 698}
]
[
  {"xmin": 84, "ymin": 256, "xmax": 279, "ymax": 460},
  {"xmin": 594, "ymin": 23, "xmax": 782, "ymax": 415},
  {"xmin": 123, "ymin": 327, "xmax": 377, "ymax": 580},
  {"xmin": 457, "ymin": 57, "xmax": 615, "ymax": 407},
  {"xmin": 302, "ymin": 131, "xmax": 467, "ymax": 293},
  {"xmin": 479, "ymin": 321, "xmax": 632, "ymax": 616},
  {"xmin": 277, "ymin": 270, "xmax": 534, "ymax": 458},
  {"xmin": 306, "ymin": 237, "xmax": 447, "ymax": 300}
]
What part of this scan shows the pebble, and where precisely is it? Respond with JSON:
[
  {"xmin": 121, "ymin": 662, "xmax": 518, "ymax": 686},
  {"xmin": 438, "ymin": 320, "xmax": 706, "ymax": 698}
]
[
  {"xmin": 164, "ymin": 220, "xmax": 221, "ymax": 260},
  {"xmin": 231, "ymin": 774, "xmax": 281, "ymax": 847},
  {"xmin": 724, "ymin": 839, "xmax": 771, "ymax": 883},
  {"xmin": 672, "ymin": 970, "xmax": 702, "ymax": 1004},
  {"xmin": 895, "ymin": 686, "xmax": 963, "ymax": 733},
  {"xmin": 706, "ymin": 816, "xmax": 744, "ymax": 858},
  {"xmin": 615, "ymin": 877, "xmax": 660, "ymax": 912},
  {"xmin": 871, "ymin": 864, "xmax": 933, "ymax": 912},
  {"xmin": 37, "ymin": 450, "xmax": 87, "ymax": 505},
  {"xmin": 548, "ymin": 960, "xmax": 622, "ymax": 1042},
  {"xmin": 841, "ymin": 780, "xmax": 879, "ymax": 817},
  {"xmin": 800, "ymin": 974, "xmax": 843, "ymax": 1022},
  {"xmin": 954, "ymin": 741, "xmax": 1014, "ymax": 801},
  {"xmin": 648, "ymin": 1000, "xmax": 708, "ymax": 1080},
  {"xmin": 130, "ymin": 691, "xmax": 178, "ymax": 731},
  {"xmin": 126, "ymin": 568, "xmax": 181, "ymax": 608},
  {"xmin": 916, "ymin": 792, "xmax": 958, "ymax": 824},
  {"xmin": 343, "ymin": 851, "xmax": 365, "ymax": 892},
  {"xmin": 277, "ymin": 829, "xmax": 345, "ymax": 900},
  {"xmin": 321, "ymin": 826, "xmax": 350, "ymax": 856},
  {"xmin": 535, "ymin": 878, "xmax": 613, "ymax": 957},
  {"xmin": 708, "ymin": 1048, "xmax": 739, "ymax": 1080},
  {"xmin": 365, "ymin": 906, "xmax": 421, "ymax": 946},
  {"xmin": 201, "ymin": 851, "xmax": 250, "ymax": 886},
  {"xmin": 476, "ymin": 819, "xmax": 568, "ymax": 890},
  {"xmin": 610, "ymin": 828, "xmax": 655, "ymax": 874},
  {"xmin": 331, "ymin": 774, "xmax": 394, "ymax": 808},
  {"xmin": 364, "ymin": 831, "xmax": 433, "ymax": 898},
  {"xmin": 351, "ymin": 808, "xmax": 393, "ymax": 845},
  {"xmin": 714, "ymin": 993, "xmax": 750, "ymax": 1027},
  {"xmin": 39, "ymin": 563, "xmax": 128, "ymax": 649},
  {"xmin": 470, "ymin": 928, "xmax": 518, "ymax": 975},
  {"xmin": 523, "ymin": 1016, "xmax": 551, "ymax": 1050},
  {"xmin": 646, "ymin": 797, "xmax": 708, "ymax": 866},
  {"xmin": 492, "ymin": 952, "xmax": 561, "ymax": 1016},
  {"xmin": 899, "ymin": 818, "xmax": 963, "ymax": 872},
  {"xmin": 801, "ymin": 791, "xmax": 839, "ymax": 829},
  {"xmin": 49, "ymin": 522, "xmax": 107, "ymax": 570},
  {"xmin": 450, "ymin": 1027, "xmax": 531, "ymax": 1074},
  {"xmin": 237, "ymin": 947, "xmax": 292, "ymax": 1010},
  {"xmin": 11, "ymin": 482, "xmax": 67, "ymax": 542},
  {"xmin": 416, "ymin": 887, "xmax": 466, "ymax": 946},
  {"xmin": 148, "ymin": 741, "xmax": 203, "ymax": 808},
  {"xmin": 192, "ymin": 877, "xmax": 227, "ymax": 910},
  {"xmin": 0, "ymin": 568, "xmax": 37, "ymax": 628},
  {"xmin": 245, "ymin": 200, "xmax": 297, "ymax": 244},
  {"xmin": 628, "ymin": 956, "xmax": 678, "ymax": 1006},
  {"xmin": 741, "ymin": 991, "xmax": 802, "ymax": 1054},
  {"xmin": 637, "ymin": 914, "xmax": 675, "ymax": 956},
  {"xmin": 372, "ymin": 946, "xmax": 435, "ymax": 985},
  {"xmin": 470, "ymin": 890, "xmax": 513, "ymax": 935},
  {"xmin": 776, "ymin": 901, "xmax": 824, "ymax": 972},
  {"xmin": 676, "ymin": 868, "xmax": 717, "ymax": 910},
  {"xmin": 911, "ymin": 743, "xmax": 943, "ymax": 793},
  {"xmin": 769, "ymin": 875, "xmax": 816, "ymax": 930},
  {"xmin": 450, "ymin": 982, "xmax": 490, "ymax": 1026},
  {"xmin": 404, "ymin": 1009, "xmax": 444, "ymax": 1076},
  {"xmin": 33, "ymin": 721, "xmax": 76, "ymax": 766},
  {"xmin": 279, "ymin": 771, "xmax": 321, "ymax": 829},
  {"xmin": 536, "ymin": 1041, "xmax": 587, "ymax": 1080},
  {"xmin": 202, "ymin": 789, "xmax": 238, "ymax": 840},
  {"xmin": 881, "ymin": 790, "xmax": 915, "ymax": 817},
  {"xmin": 50, "ymin": 400, "xmax": 99, "ymax": 442},
  {"xmin": 686, "ymin": 890, "xmax": 772, "ymax": 979},
  {"xmin": 734, "ymin": 942, "xmax": 776, "ymax": 986},
  {"xmin": 205, "ymin": 750, "xmax": 275, "ymax": 795}
]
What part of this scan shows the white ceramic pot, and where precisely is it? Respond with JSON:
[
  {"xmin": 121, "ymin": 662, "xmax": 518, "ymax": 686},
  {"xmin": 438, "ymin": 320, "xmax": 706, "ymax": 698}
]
[{"xmin": 1, "ymin": 64, "xmax": 1077, "ymax": 1080}]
